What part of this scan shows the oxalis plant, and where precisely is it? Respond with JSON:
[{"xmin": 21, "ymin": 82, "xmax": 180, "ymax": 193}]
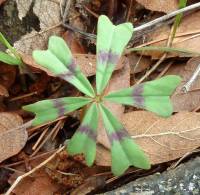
[{"xmin": 23, "ymin": 15, "xmax": 181, "ymax": 176}]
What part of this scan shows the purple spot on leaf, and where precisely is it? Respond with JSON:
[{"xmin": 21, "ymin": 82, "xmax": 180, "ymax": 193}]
[
  {"xmin": 53, "ymin": 99, "xmax": 66, "ymax": 117},
  {"xmin": 57, "ymin": 71, "xmax": 74, "ymax": 81},
  {"xmin": 78, "ymin": 125, "xmax": 97, "ymax": 141},
  {"xmin": 108, "ymin": 129, "xmax": 129, "ymax": 144},
  {"xmin": 67, "ymin": 59, "xmax": 77, "ymax": 73},
  {"xmin": 132, "ymin": 84, "xmax": 144, "ymax": 107},
  {"xmin": 57, "ymin": 59, "xmax": 78, "ymax": 81},
  {"xmin": 98, "ymin": 50, "xmax": 119, "ymax": 65}
]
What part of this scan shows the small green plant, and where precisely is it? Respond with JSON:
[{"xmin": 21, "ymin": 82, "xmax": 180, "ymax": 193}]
[
  {"xmin": 0, "ymin": 32, "xmax": 22, "ymax": 66},
  {"xmin": 23, "ymin": 15, "xmax": 181, "ymax": 176}
]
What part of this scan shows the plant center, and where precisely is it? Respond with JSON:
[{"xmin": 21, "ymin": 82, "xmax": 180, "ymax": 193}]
[{"xmin": 94, "ymin": 95, "xmax": 102, "ymax": 103}]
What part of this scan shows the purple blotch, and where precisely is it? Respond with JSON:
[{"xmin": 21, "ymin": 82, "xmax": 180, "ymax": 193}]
[
  {"xmin": 67, "ymin": 59, "xmax": 77, "ymax": 73},
  {"xmin": 108, "ymin": 129, "xmax": 129, "ymax": 144},
  {"xmin": 132, "ymin": 84, "xmax": 144, "ymax": 107},
  {"xmin": 98, "ymin": 50, "xmax": 119, "ymax": 65},
  {"xmin": 53, "ymin": 99, "xmax": 66, "ymax": 117},
  {"xmin": 58, "ymin": 59, "xmax": 78, "ymax": 81},
  {"xmin": 78, "ymin": 125, "xmax": 97, "ymax": 141},
  {"xmin": 57, "ymin": 71, "xmax": 74, "ymax": 81}
]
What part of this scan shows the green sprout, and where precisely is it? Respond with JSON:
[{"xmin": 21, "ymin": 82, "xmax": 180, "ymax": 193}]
[
  {"xmin": 0, "ymin": 32, "xmax": 23, "ymax": 66},
  {"xmin": 23, "ymin": 15, "xmax": 181, "ymax": 176}
]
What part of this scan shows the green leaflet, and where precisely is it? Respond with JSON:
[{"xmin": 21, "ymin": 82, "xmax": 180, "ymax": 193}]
[
  {"xmin": 33, "ymin": 36, "xmax": 95, "ymax": 97},
  {"xmin": 67, "ymin": 103, "xmax": 98, "ymax": 166},
  {"xmin": 172, "ymin": 0, "xmax": 187, "ymax": 40},
  {"xmin": 0, "ymin": 32, "xmax": 22, "ymax": 65},
  {"xmin": 104, "ymin": 75, "xmax": 181, "ymax": 117},
  {"xmin": 0, "ymin": 32, "xmax": 20, "ymax": 59},
  {"xmin": 96, "ymin": 15, "xmax": 133, "ymax": 94},
  {"xmin": 99, "ymin": 104, "xmax": 150, "ymax": 176},
  {"xmin": 0, "ymin": 32, "xmax": 13, "ymax": 51},
  {"xmin": 0, "ymin": 51, "xmax": 21, "ymax": 65},
  {"xmin": 23, "ymin": 97, "xmax": 92, "ymax": 126}
]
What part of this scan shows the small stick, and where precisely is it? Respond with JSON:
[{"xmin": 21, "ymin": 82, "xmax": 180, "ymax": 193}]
[
  {"xmin": 156, "ymin": 61, "xmax": 174, "ymax": 79},
  {"xmin": 31, "ymin": 120, "xmax": 63, "ymax": 156},
  {"xmin": 28, "ymin": 115, "xmax": 67, "ymax": 134},
  {"xmin": 134, "ymin": 2, "xmax": 200, "ymax": 33},
  {"xmin": 32, "ymin": 127, "xmax": 49, "ymax": 150},
  {"xmin": 61, "ymin": 2, "xmax": 200, "ymax": 40},
  {"xmin": 136, "ymin": 21, "xmax": 176, "ymax": 84},
  {"xmin": 182, "ymin": 63, "xmax": 200, "ymax": 92},
  {"xmin": 83, "ymin": 5, "xmax": 99, "ymax": 18},
  {"xmin": 9, "ymin": 91, "xmax": 37, "ymax": 101},
  {"xmin": 2, "ymin": 149, "xmax": 58, "ymax": 168},
  {"xmin": 5, "ymin": 146, "xmax": 64, "ymax": 195}
]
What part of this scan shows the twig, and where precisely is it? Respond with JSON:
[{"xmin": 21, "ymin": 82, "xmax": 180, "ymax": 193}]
[
  {"xmin": 9, "ymin": 91, "xmax": 37, "ymax": 101},
  {"xmin": 61, "ymin": 2, "xmax": 200, "ymax": 40},
  {"xmin": 126, "ymin": 0, "xmax": 133, "ymax": 22},
  {"xmin": 136, "ymin": 29, "xmax": 200, "ymax": 48},
  {"xmin": 156, "ymin": 61, "xmax": 174, "ymax": 79},
  {"xmin": 170, "ymin": 148, "xmax": 200, "ymax": 169},
  {"xmin": 30, "ymin": 120, "xmax": 63, "ymax": 157},
  {"xmin": 136, "ymin": 54, "xmax": 166, "ymax": 84},
  {"xmin": 60, "ymin": 0, "xmax": 72, "ymax": 22},
  {"xmin": 32, "ymin": 127, "xmax": 49, "ymax": 150},
  {"xmin": 28, "ymin": 115, "xmax": 67, "ymax": 134},
  {"xmin": 2, "ymin": 149, "xmax": 58, "ymax": 168},
  {"xmin": 134, "ymin": 2, "xmax": 200, "ymax": 33},
  {"xmin": 182, "ymin": 63, "xmax": 200, "ymax": 92},
  {"xmin": 135, "ymin": 18, "xmax": 176, "ymax": 84},
  {"xmin": 5, "ymin": 146, "xmax": 64, "ymax": 195},
  {"xmin": 62, "ymin": 23, "xmax": 96, "ymax": 39},
  {"xmin": 83, "ymin": 5, "xmax": 99, "ymax": 18}
]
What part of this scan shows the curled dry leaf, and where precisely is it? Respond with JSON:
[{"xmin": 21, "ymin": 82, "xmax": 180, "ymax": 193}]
[
  {"xmin": 166, "ymin": 57, "xmax": 200, "ymax": 112},
  {"xmin": 135, "ymin": 0, "xmax": 178, "ymax": 13},
  {"xmin": 11, "ymin": 169, "xmax": 61, "ymax": 195},
  {"xmin": 96, "ymin": 111, "xmax": 200, "ymax": 166},
  {"xmin": 97, "ymin": 60, "xmax": 130, "ymax": 148},
  {"xmin": 14, "ymin": 0, "xmax": 62, "ymax": 54},
  {"xmin": 0, "ymin": 113, "xmax": 28, "ymax": 163},
  {"xmin": 0, "ymin": 84, "xmax": 8, "ymax": 97},
  {"xmin": 139, "ymin": 11, "xmax": 200, "ymax": 59}
]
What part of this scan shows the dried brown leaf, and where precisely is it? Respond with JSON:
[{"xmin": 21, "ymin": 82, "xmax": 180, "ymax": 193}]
[
  {"xmin": 96, "ymin": 111, "xmax": 200, "ymax": 166},
  {"xmin": 97, "ymin": 60, "xmax": 130, "ymax": 148},
  {"xmin": 14, "ymin": 0, "xmax": 62, "ymax": 54},
  {"xmin": 0, "ymin": 113, "xmax": 27, "ymax": 163},
  {"xmin": 128, "ymin": 53, "xmax": 152, "ymax": 74},
  {"xmin": 0, "ymin": 63, "xmax": 16, "ymax": 89},
  {"xmin": 140, "ymin": 11, "xmax": 200, "ymax": 59},
  {"xmin": 12, "ymin": 169, "xmax": 61, "ymax": 195},
  {"xmin": 165, "ymin": 58, "xmax": 200, "ymax": 112},
  {"xmin": 0, "ymin": 84, "xmax": 8, "ymax": 97},
  {"xmin": 135, "ymin": 0, "xmax": 178, "ymax": 13}
]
